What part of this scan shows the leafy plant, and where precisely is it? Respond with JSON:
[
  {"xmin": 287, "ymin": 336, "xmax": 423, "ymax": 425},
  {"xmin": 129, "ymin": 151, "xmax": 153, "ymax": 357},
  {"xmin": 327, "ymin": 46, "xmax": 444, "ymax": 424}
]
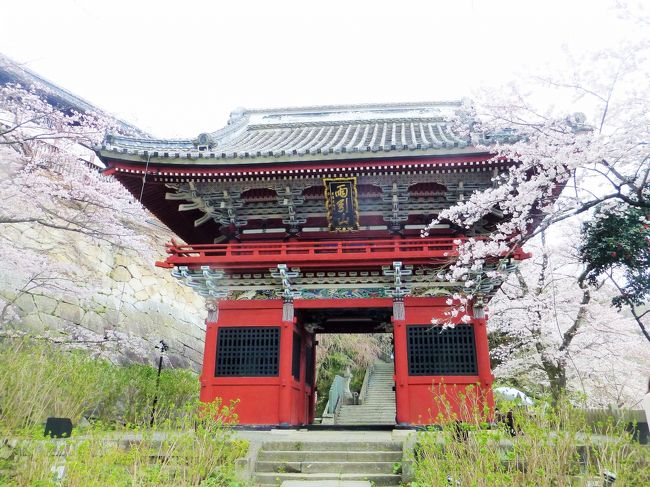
[
  {"xmin": 412, "ymin": 394, "xmax": 650, "ymax": 486},
  {"xmin": 0, "ymin": 337, "xmax": 247, "ymax": 486}
]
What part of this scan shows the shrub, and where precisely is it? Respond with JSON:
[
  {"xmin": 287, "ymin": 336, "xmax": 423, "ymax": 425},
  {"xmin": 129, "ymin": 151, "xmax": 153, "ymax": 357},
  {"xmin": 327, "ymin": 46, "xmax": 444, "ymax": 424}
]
[
  {"xmin": 8, "ymin": 399, "xmax": 246, "ymax": 486},
  {"xmin": 0, "ymin": 337, "xmax": 199, "ymax": 433},
  {"xmin": 0, "ymin": 338, "xmax": 247, "ymax": 486},
  {"xmin": 412, "ymin": 395, "xmax": 650, "ymax": 486}
]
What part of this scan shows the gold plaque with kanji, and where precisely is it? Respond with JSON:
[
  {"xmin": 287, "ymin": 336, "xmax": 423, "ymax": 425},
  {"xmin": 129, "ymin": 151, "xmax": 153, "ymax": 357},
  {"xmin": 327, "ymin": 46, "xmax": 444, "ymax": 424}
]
[{"xmin": 323, "ymin": 177, "xmax": 359, "ymax": 232}]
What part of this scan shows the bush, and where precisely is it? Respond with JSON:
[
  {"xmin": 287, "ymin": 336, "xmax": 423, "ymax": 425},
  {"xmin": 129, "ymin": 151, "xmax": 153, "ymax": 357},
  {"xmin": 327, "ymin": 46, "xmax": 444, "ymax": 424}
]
[
  {"xmin": 8, "ymin": 399, "xmax": 246, "ymax": 486},
  {"xmin": 0, "ymin": 338, "xmax": 247, "ymax": 486},
  {"xmin": 412, "ymin": 395, "xmax": 650, "ymax": 486},
  {"xmin": 0, "ymin": 337, "xmax": 200, "ymax": 433}
]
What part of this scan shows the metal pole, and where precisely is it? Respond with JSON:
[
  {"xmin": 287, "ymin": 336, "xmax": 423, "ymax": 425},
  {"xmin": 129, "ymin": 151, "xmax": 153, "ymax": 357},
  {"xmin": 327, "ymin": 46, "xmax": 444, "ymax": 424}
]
[{"xmin": 150, "ymin": 340, "xmax": 168, "ymax": 427}]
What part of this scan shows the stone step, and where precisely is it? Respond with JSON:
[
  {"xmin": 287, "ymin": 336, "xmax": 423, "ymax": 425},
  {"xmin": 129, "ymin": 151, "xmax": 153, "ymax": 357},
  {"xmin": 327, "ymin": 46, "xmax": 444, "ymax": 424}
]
[
  {"xmin": 337, "ymin": 411, "xmax": 395, "ymax": 414},
  {"xmin": 336, "ymin": 417, "xmax": 395, "ymax": 425},
  {"xmin": 335, "ymin": 421, "xmax": 395, "ymax": 425},
  {"xmin": 255, "ymin": 460, "xmax": 395, "ymax": 474},
  {"xmin": 335, "ymin": 414, "xmax": 395, "ymax": 418},
  {"xmin": 336, "ymin": 413, "xmax": 394, "ymax": 417},
  {"xmin": 349, "ymin": 395, "xmax": 394, "ymax": 400},
  {"xmin": 255, "ymin": 472, "xmax": 401, "ymax": 486},
  {"xmin": 261, "ymin": 441, "xmax": 402, "ymax": 452},
  {"xmin": 336, "ymin": 415, "xmax": 394, "ymax": 418},
  {"xmin": 280, "ymin": 482, "xmax": 376, "ymax": 487},
  {"xmin": 340, "ymin": 404, "xmax": 395, "ymax": 408},
  {"xmin": 336, "ymin": 412, "xmax": 395, "ymax": 416},
  {"xmin": 258, "ymin": 450, "xmax": 402, "ymax": 463},
  {"xmin": 336, "ymin": 418, "xmax": 395, "ymax": 421},
  {"xmin": 337, "ymin": 411, "xmax": 395, "ymax": 416}
]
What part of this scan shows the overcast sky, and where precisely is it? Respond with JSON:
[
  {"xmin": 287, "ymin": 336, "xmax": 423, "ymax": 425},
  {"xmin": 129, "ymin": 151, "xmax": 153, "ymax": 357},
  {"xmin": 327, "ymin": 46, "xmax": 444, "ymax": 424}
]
[{"xmin": 0, "ymin": 0, "xmax": 634, "ymax": 138}]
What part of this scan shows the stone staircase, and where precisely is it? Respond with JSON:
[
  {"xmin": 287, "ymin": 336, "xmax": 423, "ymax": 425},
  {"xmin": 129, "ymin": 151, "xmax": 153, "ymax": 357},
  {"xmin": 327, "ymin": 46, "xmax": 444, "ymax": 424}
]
[
  {"xmin": 252, "ymin": 439, "xmax": 403, "ymax": 486},
  {"xmin": 335, "ymin": 361, "xmax": 396, "ymax": 425}
]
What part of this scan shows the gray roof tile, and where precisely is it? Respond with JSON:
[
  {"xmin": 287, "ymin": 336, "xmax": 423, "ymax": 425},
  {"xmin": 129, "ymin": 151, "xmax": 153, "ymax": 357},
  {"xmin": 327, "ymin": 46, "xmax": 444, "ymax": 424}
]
[{"xmin": 99, "ymin": 101, "xmax": 488, "ymax": 164}]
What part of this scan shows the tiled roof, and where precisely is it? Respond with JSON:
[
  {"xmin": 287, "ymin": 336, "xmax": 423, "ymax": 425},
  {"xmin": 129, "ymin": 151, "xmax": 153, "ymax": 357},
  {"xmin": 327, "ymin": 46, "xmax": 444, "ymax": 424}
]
[{"xmin": 98, "ymin": 101, "xmax": 504, "ymax": 165}]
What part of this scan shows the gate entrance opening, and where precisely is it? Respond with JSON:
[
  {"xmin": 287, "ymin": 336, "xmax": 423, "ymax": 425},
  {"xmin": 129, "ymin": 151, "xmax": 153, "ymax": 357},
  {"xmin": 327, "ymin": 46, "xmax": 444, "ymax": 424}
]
[
  {"xmin": 302, "ymin": 308, "xmax": 393, "ymax": 425},
  {"xmin": 315, "ymin": 331, "xmax": 394, "ymax": 426}
]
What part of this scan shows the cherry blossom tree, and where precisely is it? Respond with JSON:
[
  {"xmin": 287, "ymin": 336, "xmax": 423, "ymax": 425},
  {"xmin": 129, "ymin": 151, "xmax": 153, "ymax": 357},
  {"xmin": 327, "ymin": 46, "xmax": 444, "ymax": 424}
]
[
  {"xmin": 0, "ymin": 81, "xmax": 149, "ymax": 328},
  {"xmin": 0, "ymin": 82, "xmax": 147, "ymax": 242},
  {"xmin": 489, "ymin": 228, "xmax": 649, "ymax": 406},
  {"xmin": 426, "ymin": 8, "xmax": 650, "ymax": 343}
]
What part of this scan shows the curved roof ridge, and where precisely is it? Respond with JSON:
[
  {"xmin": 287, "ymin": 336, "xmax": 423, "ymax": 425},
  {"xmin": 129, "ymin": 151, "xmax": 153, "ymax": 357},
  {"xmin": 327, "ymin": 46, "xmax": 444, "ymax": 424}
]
[
  {"xmin": 205, "ymin": 111, "xmax": 251, "ymax": 144},
  {"xmin": 236, "ymin": 100, "xmax": 466, "ymax": 116}
]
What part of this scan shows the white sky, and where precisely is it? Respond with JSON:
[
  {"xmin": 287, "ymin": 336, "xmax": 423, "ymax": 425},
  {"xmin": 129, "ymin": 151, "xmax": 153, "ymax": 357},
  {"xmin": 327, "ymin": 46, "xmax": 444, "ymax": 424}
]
[{"xmin": 0, "ymin": 0, "xmax": 632, "ymax": 138}]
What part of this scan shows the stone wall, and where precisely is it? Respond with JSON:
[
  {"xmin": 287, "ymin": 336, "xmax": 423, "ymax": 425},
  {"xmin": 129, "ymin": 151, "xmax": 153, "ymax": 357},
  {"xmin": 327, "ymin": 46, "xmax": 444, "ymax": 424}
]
[
  {"xmin": 0, "ymin": 149, "xmax": 206, "ymax": 370},
  {"xmin": 0, "ymin": 219, "xmax": 206, "ymax": 369}
]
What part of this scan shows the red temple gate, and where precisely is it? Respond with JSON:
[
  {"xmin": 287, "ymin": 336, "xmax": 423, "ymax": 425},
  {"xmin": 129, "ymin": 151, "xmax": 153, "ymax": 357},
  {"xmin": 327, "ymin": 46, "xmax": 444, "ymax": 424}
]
[{"xmin": 97, "ymin": 102, "xmax": 528, "ymax": 426}]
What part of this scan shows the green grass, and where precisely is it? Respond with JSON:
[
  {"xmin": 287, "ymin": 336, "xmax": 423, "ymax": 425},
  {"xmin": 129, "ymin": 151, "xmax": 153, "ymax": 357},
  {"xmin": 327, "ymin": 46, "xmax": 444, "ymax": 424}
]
[{"xmin": 0, "ymin": 337, "xmax": 248, "ymax": 486}]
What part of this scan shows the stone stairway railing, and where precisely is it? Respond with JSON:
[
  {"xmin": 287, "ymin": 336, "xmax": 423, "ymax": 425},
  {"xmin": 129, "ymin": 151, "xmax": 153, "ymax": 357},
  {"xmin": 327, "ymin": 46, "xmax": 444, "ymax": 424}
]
[{"xmin": 358, "ymin": 363, "xmax": 374, "ymax": 405}]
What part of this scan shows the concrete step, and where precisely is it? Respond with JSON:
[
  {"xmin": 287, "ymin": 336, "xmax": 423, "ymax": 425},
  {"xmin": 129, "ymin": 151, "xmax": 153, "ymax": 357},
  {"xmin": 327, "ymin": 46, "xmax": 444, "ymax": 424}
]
[
  {"xmin": 260, "ymin": 441, "xmax": 402, "ymax": 452},
  {"xmin": 255, "ymin": 460, "xmax": 395, "ymax": 474},
  {"xmin": 340, "ymin": 407, "xmax": 394, "ymax": 410},
  {"xmin": 258, "ymin": 450, "xmax": 402, "ymax": 463},
  {"xmin": 255, "ymin": 472, "xmax": 401, "ymax": 486},
  {"xmin": 334, "ymin": 422, "xmax": 395, "ymax": 425},
  {"xmin": 280, "ymin": 482, "xmax": 376, "ymax": 487},
  {"xmin": 349, "ymin": 406, "xmax": 395, "ymax": 409},
  {"xmin": 335, "ymin": 415, "xmax": 395, "ymax": 418},
  {"xmin": 335, "ymin": 413, "xmax": 395, "ymax": 418},
  {"xmin": 337, "ymin": 413, "xmax": 395, "ymax": 420},
  {"xmin": 337, "ymin": 412, "xmax": 395, "ymax": 415},
  {"xmin": 335, "ymin": 420, "xmax": 395, "ymax": 424},
  {"xmin": 334, "ymin": 421, "xmax": 395, "ymax": 425},
  {"xmin": 337, "ymin": 411, "xmax": 395, "ymax": 416}
]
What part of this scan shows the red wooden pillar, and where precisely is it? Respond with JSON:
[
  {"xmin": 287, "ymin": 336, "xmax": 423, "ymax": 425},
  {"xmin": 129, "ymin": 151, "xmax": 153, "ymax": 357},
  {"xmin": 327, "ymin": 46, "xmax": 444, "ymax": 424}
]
[
  {"xmin": 300, "ymin": 329, "xmax": 310, "ymax": 425},
  {"xmin": 473, "ymin": 316, "xmax": 495, "ymax": 416},
  {"xmin": 308, "ymin": 337, "xmax": 316, "ymax": 424},
  {"xmin": 278, "ymin": 315, "xmax": 295, "ymax": 425},
  {"xmin": 392, "ymin": 316, "xmax": 410, "ymax": 425},
  {"xmin": 199, "ymin": 317, "xmax": 218, "ymax": 403}
]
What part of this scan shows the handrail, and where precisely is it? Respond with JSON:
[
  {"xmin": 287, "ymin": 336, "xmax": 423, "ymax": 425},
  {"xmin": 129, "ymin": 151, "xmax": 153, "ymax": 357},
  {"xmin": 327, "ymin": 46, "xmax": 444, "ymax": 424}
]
[
  {"xmin": 325, "ymin": 375, "xmax": 348, "ymax": 415},
  {"xmin": 167, "ymin": 237, "xmax": 461, "ymax": 255},
  {"xmin": 156, "ymin": 237, "xmax": 531, "ymax": 269},
  {"xmin": 358, "ymin": 364, "xmax": 374, "ymax": 405}
]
